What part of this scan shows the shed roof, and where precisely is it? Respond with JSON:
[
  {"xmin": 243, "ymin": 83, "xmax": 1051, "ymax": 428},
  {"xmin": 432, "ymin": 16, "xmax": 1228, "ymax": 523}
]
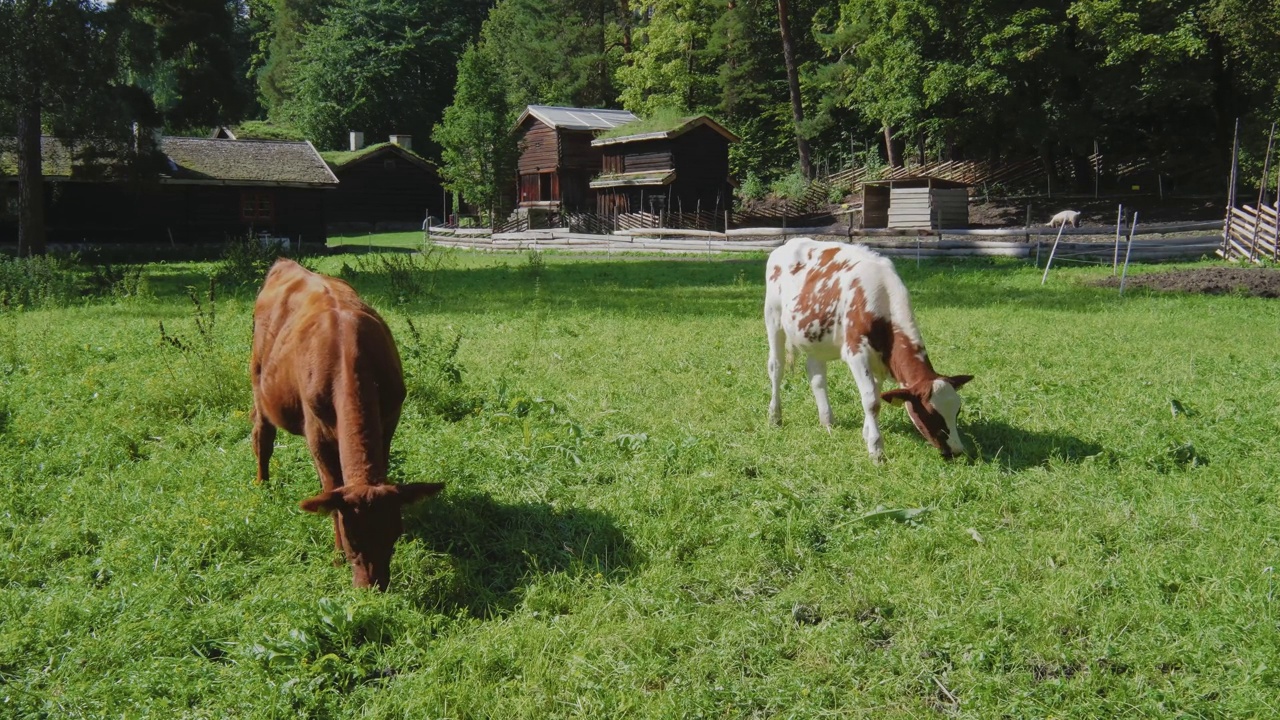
[
  {"xmin": 592, "ymin": 115, "xmax": 740, "ymax": 146},
  {"xmin": 862, "ymin": 176, "xmax": 970, "ymax": 190},
  {"xmin": 0, "ymin": 136, "xmax": 338, "ymax": 187},
  {"xmin": 516, "ymin": 105, "xmax": 639, "ymax": 131},
  {"xmin": 589, "ymin": 170, "xmax": 677, "ymax": 189}
]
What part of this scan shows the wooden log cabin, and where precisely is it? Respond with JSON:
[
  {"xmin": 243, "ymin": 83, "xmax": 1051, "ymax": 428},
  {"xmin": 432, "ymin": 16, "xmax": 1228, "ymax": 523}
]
[
  {"xmin": 321, "ymin": 134, "xmax": 443, "ymax": 231},
  {"xmin": 860, "ymin": 177, "xmax": 970, "ymax": 230},
  {"xmin": 1, "ymin": 136, "xmax": 337, "ymax": 245},
  {"xmin": 589, "ymin": 115, "xmax": 738, "ymax": 229},
  {"xmin": 513, "ymin": 105, "xmax": 638, "ymax": 212}
]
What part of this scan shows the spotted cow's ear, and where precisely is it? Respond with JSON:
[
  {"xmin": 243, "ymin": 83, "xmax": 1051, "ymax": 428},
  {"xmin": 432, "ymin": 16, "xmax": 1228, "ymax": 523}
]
[
  {"xmin": 881, "ymin": 388, "xmax": 915, "ymax": 407},
  {"xmin": 947, "ymin": 374, "xmax": 974, "ymax": 390},
  {"xmin": 299, "ymin": 490, "xmax": 346, "ymax": 515}
]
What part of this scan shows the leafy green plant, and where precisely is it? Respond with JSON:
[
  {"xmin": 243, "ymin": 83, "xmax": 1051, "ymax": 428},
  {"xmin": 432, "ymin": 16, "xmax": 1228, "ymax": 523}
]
[
  {"xmin": 738, "ymin": 171, "xmax": 768, "ymax": 201},
  {"xmin": 399, "ymin": 318, "xmax": 481, "ymax": 421},
  {"xmin": 770, "ymin": 166, "xmax": 810, "ymax": 201},
  {"xmin": 0, "ymin": 254, "xmax": 80, "ymax": 309}
]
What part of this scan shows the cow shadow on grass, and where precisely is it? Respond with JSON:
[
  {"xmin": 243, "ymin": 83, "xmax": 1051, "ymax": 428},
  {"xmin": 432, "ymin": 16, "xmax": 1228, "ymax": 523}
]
[
  {"xmin": 401, "ymin": 492, "xmax": 639, "ymax": 618},
  {"xmin": 959, "ymin": 417, "xmax": 1106, "ymax": 471}
]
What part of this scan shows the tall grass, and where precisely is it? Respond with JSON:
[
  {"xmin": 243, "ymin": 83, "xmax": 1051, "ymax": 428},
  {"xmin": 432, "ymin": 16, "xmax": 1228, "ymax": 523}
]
[{"xmin": 1, "ymin": 250, "xmax": 1278, "ymax": 717}]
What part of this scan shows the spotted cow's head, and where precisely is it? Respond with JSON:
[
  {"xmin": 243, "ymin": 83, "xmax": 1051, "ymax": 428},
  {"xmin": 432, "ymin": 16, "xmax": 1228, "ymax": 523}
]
[
  {"xmin": 881, "ymin": 375, "xmax": 973, "ymax": 459},
  {"xmin": 300, "ymin": 482, "xmax": 444, "ymax": 590}
]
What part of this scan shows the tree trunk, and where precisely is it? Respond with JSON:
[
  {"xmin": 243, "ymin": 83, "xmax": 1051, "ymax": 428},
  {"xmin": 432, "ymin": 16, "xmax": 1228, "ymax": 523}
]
[
  {"xmin": 776, "ymin": 0, "xmax": 811, "ymax": 178},
  {"xmin": 16, "ymin": 100, "xmax": 46, "ymax": 258},
  {"xmin": 883, "ymin": 122, "xmax": 902, "ymax": 168}
]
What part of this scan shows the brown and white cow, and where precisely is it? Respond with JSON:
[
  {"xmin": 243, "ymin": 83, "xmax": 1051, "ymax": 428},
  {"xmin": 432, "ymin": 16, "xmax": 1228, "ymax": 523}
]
[
  {"xmin": 250, "ymin": 259, "xmax": 443, "ymax": 590},
  {"xmin": 765, "ymin": 239, "xmax": 972, "ymax": 461}
]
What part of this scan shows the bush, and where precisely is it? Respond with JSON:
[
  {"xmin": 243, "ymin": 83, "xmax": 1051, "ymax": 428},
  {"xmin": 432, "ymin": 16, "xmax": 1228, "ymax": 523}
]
[
  {"xmin": 0, "ymin": 254, "xmax": 81, "ymax": 310},
  {"xmin": 771, "ymin": 167, "xmax": 810, "ymax": 201},
  {"xmin": 213, "ymin": 235, "xmax": 306, "ymax": 288},
  {"xmin": 399, "ymin": 319, "xmax": 482, "ymax": 421},
  {"xmin": 739, "ymin": 172, "xmax": 768, "ymax": 201}
]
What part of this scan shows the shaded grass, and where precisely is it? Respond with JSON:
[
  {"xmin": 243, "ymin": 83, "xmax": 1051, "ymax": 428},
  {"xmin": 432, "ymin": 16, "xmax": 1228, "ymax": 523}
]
[{"xmin": 1, "ymin": 250, "xmax": 1278, "ymax": 717}]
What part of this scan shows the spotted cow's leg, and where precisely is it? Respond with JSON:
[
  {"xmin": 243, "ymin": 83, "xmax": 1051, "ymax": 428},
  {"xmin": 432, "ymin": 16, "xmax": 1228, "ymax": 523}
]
[
  {"xmin": 766, "ymin": 311, "xmax": 787, "ymax": 427},
  {"xmin": 843, "ymin": 347, "xmax": 884, "ymax": 463},
  {"xmin": 806, "ymin": 356, "xmax": 834, "ymax": 429}
]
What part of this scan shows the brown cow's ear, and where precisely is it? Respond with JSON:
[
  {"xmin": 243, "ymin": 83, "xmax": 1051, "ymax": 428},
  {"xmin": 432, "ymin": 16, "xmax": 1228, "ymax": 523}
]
[
  {"xmin": 299, "ymin": 490, "xmax": 346, "ymax": 514},
  {"xmin": 947, "ymin": 374, "xmax": 974, "ymax": 390},
  {"xmin": 391, "ymin": 482, "xmax": 445, "ymax": 506},
  {"xmin": 881, "ymin": 388, "xmax": 915, "ymax": 406}
]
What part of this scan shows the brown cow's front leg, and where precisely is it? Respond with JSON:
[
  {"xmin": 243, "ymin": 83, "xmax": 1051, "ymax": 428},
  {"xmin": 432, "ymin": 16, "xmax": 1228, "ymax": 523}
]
[
  {"xmin": 305, "ymin": 431, "xmax": 346, "ymax": 559},
  {"xmin": 251, "ymin": 405, "xmax": 277, "ymax": 484}
]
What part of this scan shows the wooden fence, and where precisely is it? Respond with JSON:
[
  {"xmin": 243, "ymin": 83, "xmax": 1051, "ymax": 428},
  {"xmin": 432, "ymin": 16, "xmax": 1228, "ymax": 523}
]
[
  {"xmin": 426, "ymin": 222, "xmax": 1222, "ymax": 261},
  {"xmin": 1219, "ymin": 203, "xmax": 1279, "ymax": 262}
]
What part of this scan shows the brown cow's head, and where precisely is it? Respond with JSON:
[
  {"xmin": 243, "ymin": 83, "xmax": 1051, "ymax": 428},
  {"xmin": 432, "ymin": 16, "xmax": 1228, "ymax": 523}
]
[
  {"xmin": 299, "ymin": 482, "xmax": 444, "ymax": 590},
  {"xmin": 881, "ymin": 375, "xmax": 973, "ymax": 460}
]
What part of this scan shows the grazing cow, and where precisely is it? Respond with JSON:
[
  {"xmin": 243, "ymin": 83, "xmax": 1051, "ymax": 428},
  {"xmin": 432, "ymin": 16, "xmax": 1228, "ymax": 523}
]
[
  {"xmin": 765, "ymin": 239, "xmax": 972, "ymax": 461},
  {"xmin": 1047, "ymin": 210, "xmax": 1081, "ymax": 228},
  {"xmin": 250, "ymin": 259, "xmax": 443, "ymax": 590}
]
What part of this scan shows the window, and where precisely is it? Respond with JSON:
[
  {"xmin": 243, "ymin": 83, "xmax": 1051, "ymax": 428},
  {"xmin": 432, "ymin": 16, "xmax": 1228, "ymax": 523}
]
[
  {"xmin": 383, "ymin": 159, "xmax": 397, "ymax": 171},
  {"xmin": 241, "ymin": 192, "xmax": 274, "ymax": 223}
]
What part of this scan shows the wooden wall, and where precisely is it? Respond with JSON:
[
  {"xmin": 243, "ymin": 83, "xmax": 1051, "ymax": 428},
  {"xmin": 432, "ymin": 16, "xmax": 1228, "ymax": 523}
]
[
  {"xmin": 329, "ymin": 150, "xmax": 442, "ymax": 223},
  {"xmin": 517, "ymin": 119, "xmax": 559, "ymax": 173},
  {"xmin": 0, "ymin": 180, "xmax": 329, "ymax": 244}
]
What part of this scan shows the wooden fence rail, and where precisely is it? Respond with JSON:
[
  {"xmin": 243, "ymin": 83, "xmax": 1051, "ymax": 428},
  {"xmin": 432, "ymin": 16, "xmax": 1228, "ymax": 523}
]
[{"xmin": 1219, "ymin": 204, "xmax": 1279, "ymax": 262}]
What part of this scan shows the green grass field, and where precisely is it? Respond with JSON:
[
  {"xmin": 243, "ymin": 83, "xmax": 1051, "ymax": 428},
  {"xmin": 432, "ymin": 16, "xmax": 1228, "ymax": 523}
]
[{"xmin": 1, "ymin": 246, "xmax": 1278, "ymax": 718}]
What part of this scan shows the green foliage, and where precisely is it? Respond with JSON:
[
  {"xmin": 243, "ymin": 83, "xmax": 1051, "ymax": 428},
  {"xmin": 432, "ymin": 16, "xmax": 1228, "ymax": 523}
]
[
  {"xmin": 212, "ymin": 235, "xmax": 301, "ymax": 288},
  {"xmin": 770, "ymin": 165, "xmax": 810, "ymax": 200},
  {"xmin": 0, "ymin": 254, "xmax": 81, "ymax": 309},
  {"xmin": 275, "ymin": 0, "xmax": 483, "ymax": 151},
  {"xmin": 478, "ymin": 0, "xmax": 626, "ymax": 109},
  {"xmin": 337, "ymin": 242, "xmax": 457, "ymax": 304},
  {"xmin": 616, "ymin": 0, "xmax": 722, "ymax": 116},
  {"xmin": 738, "ymin": 171, "xmax": 769, "ymax": 201},
  {"xmin": 433, "ymin": 43, "xmax": 520, "ymax": 222}
]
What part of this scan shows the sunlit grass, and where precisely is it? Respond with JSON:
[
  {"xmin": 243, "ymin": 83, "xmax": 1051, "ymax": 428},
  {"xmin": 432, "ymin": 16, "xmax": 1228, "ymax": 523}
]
[{"xmin": 1, "ymin": 249, "xmax": 1278, "ymax": 717}]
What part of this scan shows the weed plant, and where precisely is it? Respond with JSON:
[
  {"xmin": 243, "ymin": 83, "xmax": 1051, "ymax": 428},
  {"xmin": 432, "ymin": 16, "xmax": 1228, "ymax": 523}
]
[{"xmin": 0, "ymin": 251, "xmax": 1278, "ymax": 717}]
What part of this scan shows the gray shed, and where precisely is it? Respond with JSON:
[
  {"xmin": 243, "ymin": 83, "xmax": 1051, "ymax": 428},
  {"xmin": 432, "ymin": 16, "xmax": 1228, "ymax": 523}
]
[{"xmin": 861, "ymin": 177, "xmax": 970, "ymax": 230}]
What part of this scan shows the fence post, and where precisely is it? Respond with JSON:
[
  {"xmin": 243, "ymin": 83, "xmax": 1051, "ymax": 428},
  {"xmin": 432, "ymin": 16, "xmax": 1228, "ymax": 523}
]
[
  {"xmin": 1249, "ymin": 121, "xmax": 1276, "ymax": 262},
  {"xmin": 1119, "ymin": 212, "xmax": 1139, "ymax": 296},
  {"xmin": 1040, "ymin": 221, "xmax": 1067, "ymax": 285},
  {"xmin": 1112, "ymin": 204, "xmax": 1124, "ymax": 275}
]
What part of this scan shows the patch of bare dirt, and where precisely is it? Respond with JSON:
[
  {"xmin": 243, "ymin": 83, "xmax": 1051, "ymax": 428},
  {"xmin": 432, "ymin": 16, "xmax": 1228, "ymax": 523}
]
[
  {"xmin": 968, "ymin": 195, "xmax": 1222, "ymax": 228},
  {"xmin": 1093, "ymin": 267, "xmax": 1280, "ymax": 297}
]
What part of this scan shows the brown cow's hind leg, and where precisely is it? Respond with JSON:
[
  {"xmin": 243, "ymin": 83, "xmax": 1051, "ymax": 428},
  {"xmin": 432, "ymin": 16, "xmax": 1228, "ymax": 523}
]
[{"xmin": 251, "ymin": 405, "xmax": 277, "ymax": 484}]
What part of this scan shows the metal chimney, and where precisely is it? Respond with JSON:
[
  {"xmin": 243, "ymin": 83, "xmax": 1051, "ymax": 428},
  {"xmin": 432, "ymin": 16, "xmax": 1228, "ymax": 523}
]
[
  {"xmin": 349, "ymin": 131, "xmax": 364, "ymax": 152},
  {"xmin": 389, "ymin": 134, "xmax": 412, "ymax": 152}
]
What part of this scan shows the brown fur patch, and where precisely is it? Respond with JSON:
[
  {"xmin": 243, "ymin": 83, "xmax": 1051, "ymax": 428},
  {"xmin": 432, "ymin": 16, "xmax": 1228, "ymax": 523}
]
[
  {"xmin": 769, "ymin": 265, "xmax": 783, "ymax": 282},
  {"xmin": 794, "ymin": 250, "xmax": 852, "ymax": 343}
]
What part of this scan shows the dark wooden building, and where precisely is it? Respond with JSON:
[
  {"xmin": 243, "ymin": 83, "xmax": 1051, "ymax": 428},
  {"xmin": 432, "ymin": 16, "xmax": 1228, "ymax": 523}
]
[
  {"xmin": 321, "ymin": 138, "xmax": 443, "ymax": 231},
  {"xmin": 1, "ymin": 136, "xmax": 337, "ymax": 245},
  {"xmin": 513, "ymin": 105, "xmax": 638, "ymax": 212},
  {"xmin": 589, "ymin": 116, "xmax": 738, "ymax": 228}
]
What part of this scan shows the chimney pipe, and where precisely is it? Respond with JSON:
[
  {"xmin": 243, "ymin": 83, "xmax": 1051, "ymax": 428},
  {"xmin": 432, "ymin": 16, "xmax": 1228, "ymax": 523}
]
[
  {"xmin": 389, "ymin": 134, "xmax": 412, "ymax": 152},
  {"xmin": 349, "ymin": 131, "xmax": 364, "ymax": 152}
]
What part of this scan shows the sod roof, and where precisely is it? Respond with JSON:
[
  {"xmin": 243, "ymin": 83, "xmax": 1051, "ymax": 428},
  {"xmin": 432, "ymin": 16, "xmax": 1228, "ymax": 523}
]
[
  {"xmin": 1, "ymin": 136, "xmax": 338, "ymax": 186},
  {"xmin": 592, "ymin": 115, "xmax": 740, "ymax": 146},
  {"xmin": 319, "ymin": 142, "xmax": 435, "ymax": 173}
]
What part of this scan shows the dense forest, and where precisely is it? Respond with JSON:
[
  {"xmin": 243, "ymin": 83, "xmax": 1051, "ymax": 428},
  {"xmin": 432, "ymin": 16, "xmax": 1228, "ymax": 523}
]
[{"xmin": 3, "ymin": 0, "xmax": 1280, "ymax": 234}]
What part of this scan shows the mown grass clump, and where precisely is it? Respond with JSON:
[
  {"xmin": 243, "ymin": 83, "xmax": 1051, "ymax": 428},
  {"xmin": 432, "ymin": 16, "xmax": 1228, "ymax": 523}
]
[{"xmin": 1, "ymin": 250, "xmax": 1278, "ymax": 717}]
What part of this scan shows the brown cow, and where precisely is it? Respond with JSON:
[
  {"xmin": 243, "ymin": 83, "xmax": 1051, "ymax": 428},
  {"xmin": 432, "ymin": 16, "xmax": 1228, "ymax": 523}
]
[{"xmin": 250, "ymin": 258, "xmax": 442, "ymax": 590}]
